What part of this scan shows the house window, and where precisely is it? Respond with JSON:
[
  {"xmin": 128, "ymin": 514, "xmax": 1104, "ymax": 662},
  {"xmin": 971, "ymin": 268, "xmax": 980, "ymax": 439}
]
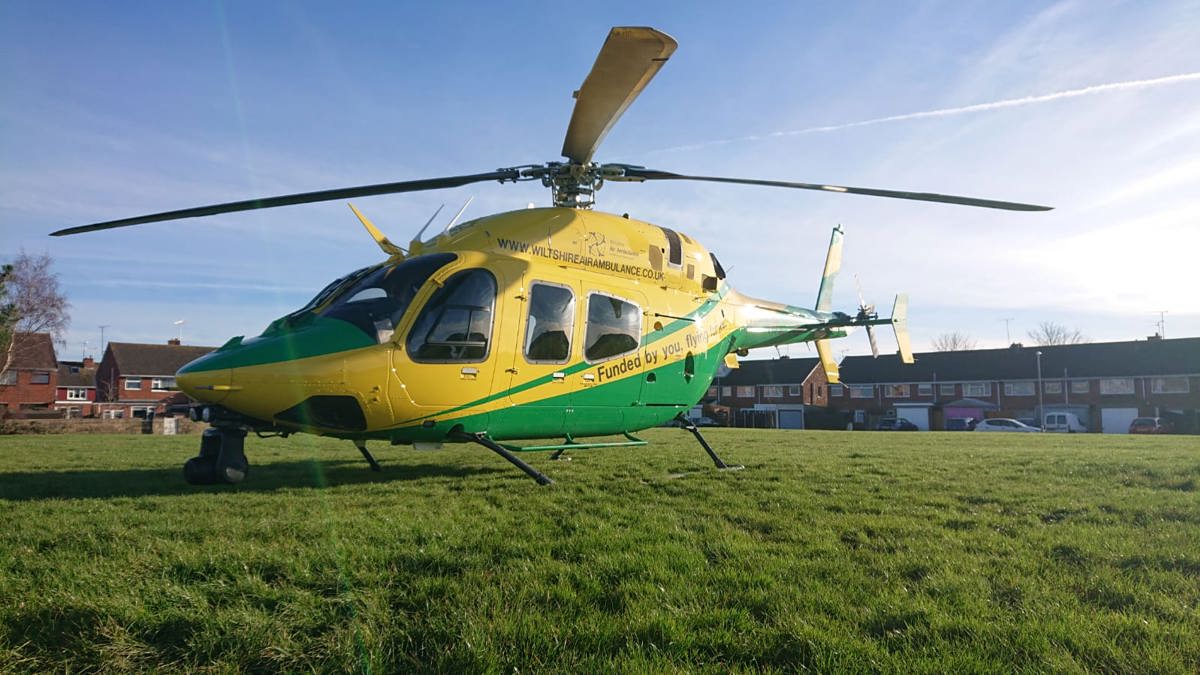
[
  {"xmin": 849, "ymin": 385, "xmax": 874, "ymax": 399},
  {"xmin": 1044, "ymin": 381, "xmax": 1063, "ymax": 394},
  {"xmin": 706, "ymin": 386, "xmax": 717, "ymax": 398},
  {"xmin": 763, "ymin": 385, "xmax": 783, "ymax": 398},
  {"xmin": 963, "ymin": 382, "xmax": 991, "ymax": 397},
  {"xmin": 67, "ymin": 388, "xmax": 88, "ymax": 401},
  {"xmin": 829, "ymin": 384, "xmax": 844, "ymax": 397},
  {"xmin": 125, "ymin": 378, "xmax": 143, "ymax": 390},
  {"xmin": 1004, "ymin": 382, "xmax": 1035, "ymax": 396},
  {"xmin": 523, "ymin": 282, "xmax": 575, "ymax": 364},
  {"xmin": 788, "ymin": 384, "xmax": 802, "ymax": 396},
  {"xmin": 31, "ymin": 372, "xmax": 50, "ymax": 384},
  {"xmin": 885, "ymin": 384, "xmax": 909, "ymax": 398},
  {"xmin": 917, "ymin": 383, "xmax": 932, "ymax": 396},
  {"xmin": 1100, "ymin": 378, "xmax": 1134, "ymax": 395},
  {"xmin": 152, "ymin": 377, "xmax": 176, "ymax": 391},
  {"xmin": 938, "ymin": 383, "xmax": 956, "ymax": 397},
  {"xmin": 130, "ymin": 406, "xmax": 154, "ymax": 419},
  {"xmin": 853, "ymin": 410, "xmax": 866, "ymax": 424},
  {"xmin": 1151, "ymin": 377, "xmax": 1190, "ymax": 394},
  {"xmin": 721, "ymin": 386, "xmax": 732, "ymax": 398},
  {"xmin": 0, "ymin": 371, "xmax": 15, "ymax": 385},
  {"xmin": 1070, "ymin": 380, "xmax": 1090, "ymax": 395},
  {"xmin": 735, "ymin": 386, "xmax": 754, "ymax": 398},
  {"xmin": 581, "ymin": 292, "xmax": 641, "ymax": 363}
]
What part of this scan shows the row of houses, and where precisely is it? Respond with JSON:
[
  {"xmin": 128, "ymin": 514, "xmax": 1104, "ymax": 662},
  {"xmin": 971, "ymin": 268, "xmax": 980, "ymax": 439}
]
[
  {"xmin": 5, "ymin": 331, "xmax": 1199, "ymax": 433},
  {"xmin": 708, "ymin": 335, "xmax": 1200, "ymax": 434},
  {"xmin": 0, "ymin": 333, "xmax": 213, "ymax": 419}
]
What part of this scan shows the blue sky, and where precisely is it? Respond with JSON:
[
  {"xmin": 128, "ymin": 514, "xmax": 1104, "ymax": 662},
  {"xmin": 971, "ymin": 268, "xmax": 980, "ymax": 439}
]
[{"xmin": 2, "ymin": 1, "xmax": 1198, "ymax": 361}]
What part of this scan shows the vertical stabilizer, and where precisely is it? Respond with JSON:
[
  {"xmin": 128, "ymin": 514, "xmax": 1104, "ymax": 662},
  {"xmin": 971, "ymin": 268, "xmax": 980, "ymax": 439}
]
[
  {"xmin": 815, "ymin": 339, "xmax": 840, "ymax": 384},
  {"xmin": 892, "ymin": 294, "xmax": 914, "ymax": 364},
  {"xmin": 815, "ymin": 225, "xmax": 843, "ymax": 313}
]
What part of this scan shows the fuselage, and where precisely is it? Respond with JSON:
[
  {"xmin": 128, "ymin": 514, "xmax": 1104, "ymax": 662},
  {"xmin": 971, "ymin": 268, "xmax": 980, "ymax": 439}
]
[{"xmin": 176, "ymin": 207, "xmax": 842, "ymax": 442}]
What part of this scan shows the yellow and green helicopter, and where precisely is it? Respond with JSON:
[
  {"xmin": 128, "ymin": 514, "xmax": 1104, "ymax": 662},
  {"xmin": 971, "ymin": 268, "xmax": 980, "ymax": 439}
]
[{"xmin": 53, "ymin": 27, "xmax": 1050, "ymax": 485}]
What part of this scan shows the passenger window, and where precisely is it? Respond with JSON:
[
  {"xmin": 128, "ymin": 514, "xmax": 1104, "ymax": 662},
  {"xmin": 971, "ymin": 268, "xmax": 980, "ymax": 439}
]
[
  {"xmin": 584, "ymin": 292, "xmax": 641, "ymax": 362},
  {"xmin": 407, "ymin": 269, "xmax": 496, "ymax": 362},
  {"xmin": 525, "ymin": 283, "xmax": 574, "ymax": 363}
]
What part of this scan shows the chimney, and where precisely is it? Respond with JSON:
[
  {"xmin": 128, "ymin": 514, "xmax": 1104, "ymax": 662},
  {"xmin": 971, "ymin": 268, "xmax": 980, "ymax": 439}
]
[
  {"xmin": 83, "ymin": 356, "xmax": 95, "ymax": 368},
  {"xmin": 167, "ymin": 338, "xmax": 181, "ymax": 346}
]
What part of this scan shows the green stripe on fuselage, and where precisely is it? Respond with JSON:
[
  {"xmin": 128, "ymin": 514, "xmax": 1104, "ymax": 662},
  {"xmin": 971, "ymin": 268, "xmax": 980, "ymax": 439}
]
[{"xmin": 178, "ymin": 317, "xmax": 375, "ymax": 374}]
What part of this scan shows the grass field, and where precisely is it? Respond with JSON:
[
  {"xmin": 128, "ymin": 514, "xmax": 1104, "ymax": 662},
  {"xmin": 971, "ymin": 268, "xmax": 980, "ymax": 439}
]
[{"xmin": 1, "ymin": 429, "xmax": 1197, "ymax": 673}]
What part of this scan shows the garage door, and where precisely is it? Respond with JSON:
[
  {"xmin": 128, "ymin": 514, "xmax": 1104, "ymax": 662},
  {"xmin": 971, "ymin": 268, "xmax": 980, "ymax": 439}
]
[
  {"xmin": 1101, "ymin": 407, "xmax": 1139, "ymax": 434},
  {"xmin": 779, "ymin": 409, "xmax": 804, "ymax": 429},
  {"xmin": 896, "ymin": 407, "xmax": 930, "ymax": 431}
]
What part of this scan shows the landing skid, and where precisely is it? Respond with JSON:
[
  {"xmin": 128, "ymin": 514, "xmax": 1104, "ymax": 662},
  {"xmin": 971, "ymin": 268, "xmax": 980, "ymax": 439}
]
[
  {"xmin": 354, "ymin": 440, "xmax": 383, "ymax": 472},
  {"xmin": 675, "ymin": 414, "xmax": 743, "ymax": 471},
  {"xmin": 449, "ymin": 431, "xmax": 554, "ymax": 485}
]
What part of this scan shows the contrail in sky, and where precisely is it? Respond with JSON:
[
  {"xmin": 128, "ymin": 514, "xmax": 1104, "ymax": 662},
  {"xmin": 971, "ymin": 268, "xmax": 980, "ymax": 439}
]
[{"xmin": 651, "ymin": 71, "xmax": 1200, "ymax": 154}]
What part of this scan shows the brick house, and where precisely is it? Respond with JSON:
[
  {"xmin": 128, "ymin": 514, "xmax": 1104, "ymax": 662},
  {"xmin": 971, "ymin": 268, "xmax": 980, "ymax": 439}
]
[
  {"xmin": 54, "ymin": 357, "xmax": 98, "ymax": 418},
  {"xmin": 0, "ymin": 332, "xmax": 58, "ymax": 417},
  {"xmin": 707, "ymin": 356, "xmax": 835, "ymax": 428},
  {"xmin": 826, "ymin": 336, "xmax": 1200, "ymax": 433},
  {"xmin": 95, "ymin": 340, "xmax": 215, "ymax": 418}
]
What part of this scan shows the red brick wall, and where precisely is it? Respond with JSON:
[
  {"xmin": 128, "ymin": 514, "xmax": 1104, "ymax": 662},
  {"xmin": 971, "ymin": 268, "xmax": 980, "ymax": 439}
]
[{"xmin": 0, "ymin": 370, "xmax": 58, "ymax": 408}]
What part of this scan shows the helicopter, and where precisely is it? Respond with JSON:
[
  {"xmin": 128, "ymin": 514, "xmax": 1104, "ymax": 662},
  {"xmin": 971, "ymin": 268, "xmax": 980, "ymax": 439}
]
[{"xmin": 52, "ymin": 27, "xmax": 1050, "ymax": 486}]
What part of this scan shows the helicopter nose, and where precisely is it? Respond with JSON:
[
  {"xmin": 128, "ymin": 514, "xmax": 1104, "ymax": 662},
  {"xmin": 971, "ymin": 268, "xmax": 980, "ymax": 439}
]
[{"xmin": 176, "ymin": 353, "xmax": 234, "ymax": 404}]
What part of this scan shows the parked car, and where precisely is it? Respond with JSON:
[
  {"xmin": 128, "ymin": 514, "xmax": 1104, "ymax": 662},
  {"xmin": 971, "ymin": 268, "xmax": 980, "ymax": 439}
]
[
  {"xmin": 1043, "ymin": 412, "xmax": 1086, "ymax": 433},
  {"xmin": 974, "ymin": 418, "xmax": 1042, "ymax": 432},
  {"xmin": 875, "ymin": 418, "xmax": 919, "ymax": 431},
  {"xmin": 945, "ymin": 417, "xmax": 977, "ymax": 431},
  {"xmin": 1129, "ymin": 417, "xmax": 1173, "ymax": 434}
]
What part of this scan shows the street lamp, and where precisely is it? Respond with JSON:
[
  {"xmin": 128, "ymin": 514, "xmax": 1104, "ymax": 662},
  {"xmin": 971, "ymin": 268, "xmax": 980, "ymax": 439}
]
[{"xmin": 1036, "ymin": 350, "xmax": 1044, "ymax": 428}]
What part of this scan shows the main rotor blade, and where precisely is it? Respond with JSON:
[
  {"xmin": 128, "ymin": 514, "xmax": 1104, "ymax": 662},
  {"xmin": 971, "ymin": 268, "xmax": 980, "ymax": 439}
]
[
  {"xmin": 622, "ymin": 168, "xmax": 1053, "ymax": 211},
  {"xmin": 561, "ymin": 27, "xmax": 677, "ymax": 165},
  {"xmin": 51, "ymin": 169, "xmax": 520, "ymax": 236}
]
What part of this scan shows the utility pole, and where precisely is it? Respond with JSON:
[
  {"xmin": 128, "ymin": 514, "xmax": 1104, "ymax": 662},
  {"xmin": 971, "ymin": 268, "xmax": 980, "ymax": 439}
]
[
  {"xmin": 98, "ymin": 325, "xmax": 110, "ymax": 356},
  {"xmin": 1002, "ymin": 317, "xmax": 1014, "ymax": 345},
  {"xmin": 1036, "ymin": 351, "xmax": 1044, "ymax": 428}
]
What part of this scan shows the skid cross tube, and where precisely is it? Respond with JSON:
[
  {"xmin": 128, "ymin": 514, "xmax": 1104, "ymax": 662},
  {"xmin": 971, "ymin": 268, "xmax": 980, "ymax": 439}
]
[
  {"xmin": 450, "ymin": 431, "xmax": 554, "ymax": 485},
  {"xmin": 354, "ymin": 440, "xmax": 382, "ymax": 472},
  {"xmin": 675, "ymin": 414, "xmax": 742, "ymax": 470}
]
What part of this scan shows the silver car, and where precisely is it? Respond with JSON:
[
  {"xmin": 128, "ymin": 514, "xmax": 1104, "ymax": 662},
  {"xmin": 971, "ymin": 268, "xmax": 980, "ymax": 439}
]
[{"xmin": 974, "ymin": 418, "xmax": 1042, "ymax": 432}]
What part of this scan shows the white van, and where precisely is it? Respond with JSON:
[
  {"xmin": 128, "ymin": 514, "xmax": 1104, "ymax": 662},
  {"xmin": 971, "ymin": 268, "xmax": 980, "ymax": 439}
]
[{"xmin": 1043, "ymin": 412, "xmax": 1086, "ymax": 433}]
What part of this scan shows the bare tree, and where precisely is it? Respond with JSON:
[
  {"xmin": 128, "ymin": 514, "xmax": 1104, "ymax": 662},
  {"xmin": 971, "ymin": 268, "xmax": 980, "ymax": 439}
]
[
  {"xmin": 1, "ymin": 252, "xmax": 70, "ymax": 380},
  {"xmin": 931, "ymin": 331, "xmax": 978, "ymax": 351},
  {"xmin": 1026, "ymin": 321, "xmax": 1088, "ymax": 346}
]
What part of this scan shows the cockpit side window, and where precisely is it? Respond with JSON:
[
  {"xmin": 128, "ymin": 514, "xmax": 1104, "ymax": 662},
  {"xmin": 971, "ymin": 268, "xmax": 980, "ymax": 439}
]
[
  {"xmin": 584, "ymin": 292, "xmax": 641, "ymax": 362},
  {"xmin": 406, "ymin": 269, "xmax": 496, "ymax": 362},
  {"xmin": 319, "ymin": 253, "xmax": 456, "ymax": 343}
]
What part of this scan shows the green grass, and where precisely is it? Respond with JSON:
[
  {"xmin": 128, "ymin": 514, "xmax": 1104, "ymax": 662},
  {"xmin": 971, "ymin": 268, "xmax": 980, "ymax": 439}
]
[{"xmin": 1, "ymin": 430, "xmax": 1198, "ymax": 673}]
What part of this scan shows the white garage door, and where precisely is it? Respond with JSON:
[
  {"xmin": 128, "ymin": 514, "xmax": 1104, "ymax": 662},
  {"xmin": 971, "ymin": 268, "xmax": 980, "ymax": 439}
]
[
  {"xmin": 1101, "ymin": 407, "xmax": 1139, "ymax": 434},
  {"xmin": 896, "ymin": 407, "xmax": 930, "ymax": 431},
  {"xmin": 779, "ymin": 409, "xmax": 805, "ymax": 429}
]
